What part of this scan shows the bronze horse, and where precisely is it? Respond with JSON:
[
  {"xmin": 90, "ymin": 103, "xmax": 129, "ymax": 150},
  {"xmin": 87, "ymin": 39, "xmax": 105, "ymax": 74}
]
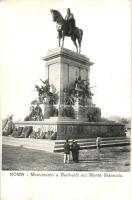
[{"xmin": 50, "ymin": 9, "xmax": 83, "ymax": 53}]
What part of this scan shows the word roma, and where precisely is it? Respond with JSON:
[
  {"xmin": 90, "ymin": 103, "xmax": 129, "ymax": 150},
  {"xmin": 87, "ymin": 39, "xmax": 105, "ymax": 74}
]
[{"xmin": 10, "ymin": 172, "xmax": 24, "ymax": 176}]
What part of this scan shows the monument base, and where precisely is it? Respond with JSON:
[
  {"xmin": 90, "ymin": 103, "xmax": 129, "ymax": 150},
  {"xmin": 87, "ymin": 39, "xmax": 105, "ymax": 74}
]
[
  {"xmin": 17, "ymin": 48, "xmax": 126, "ymax": 140},
  {"xmin": 14, "ymin": 120, "xmax": 126, "ymax": 140}
]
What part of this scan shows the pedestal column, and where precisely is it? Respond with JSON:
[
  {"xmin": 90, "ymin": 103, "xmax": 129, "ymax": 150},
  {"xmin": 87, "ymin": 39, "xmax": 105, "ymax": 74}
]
[{"xmin": 43, "ymin": 47, "xmax": 94, "ymax": 106}]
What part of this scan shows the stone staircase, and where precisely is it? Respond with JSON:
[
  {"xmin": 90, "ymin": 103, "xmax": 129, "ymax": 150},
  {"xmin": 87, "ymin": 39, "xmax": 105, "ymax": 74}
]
[
  {"xmin": 54, "ymin": 137, "xmax": 131, "ymax": 152},
  {"xmin": 2, "ymin": 136, "xmax": 130, "ymax": 153}
]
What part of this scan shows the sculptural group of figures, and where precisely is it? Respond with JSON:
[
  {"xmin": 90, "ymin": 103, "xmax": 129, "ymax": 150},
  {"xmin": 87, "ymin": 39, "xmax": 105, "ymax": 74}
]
[
  {"xmin": 24, "ymin": 79, "xmax": 58, "ymax": 121},
  {"xmin": 63, "ymin": 76, "xmax": 94, "ymax": 106},
  {"xmin": 34, "ymin": 76, "xmax": 93, "ymax": 107},
  {"xmin": 35, "ymin": 79, "xmax": 58, "ymax": 105},
  {"xmin": 24, "ymin": 75, "xmax": 94, "ymax": 121},
  {"xmin": 50, "ymin": 8, "xmax": 83, "ymax": 53},
  {"xmin": 24, "ymin": 103, "xmax": 43, "ymax": 121}
]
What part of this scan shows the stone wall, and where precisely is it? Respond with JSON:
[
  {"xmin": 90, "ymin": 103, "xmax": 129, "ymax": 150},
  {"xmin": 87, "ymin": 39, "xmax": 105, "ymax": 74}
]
[
  {"xmin": 56, "ymin": 123, "xmax": 125, "ymax": 139},
  {"xmin": 14, "ymin": 121, "xmax": 126, "ymax": 140}
]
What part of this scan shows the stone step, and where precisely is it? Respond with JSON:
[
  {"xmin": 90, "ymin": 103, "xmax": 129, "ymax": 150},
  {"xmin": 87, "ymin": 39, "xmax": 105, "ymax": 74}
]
[
  {"xmin": 55, "ymin": 137, "xmax": 129, "ymax": 144},
  {"xmin": 54, "ymin": 139, "xmax": 130, "ymax": 148},
  {"xmin": 54, "ymin": 141, "xmax": 130, "ymax": 152}
]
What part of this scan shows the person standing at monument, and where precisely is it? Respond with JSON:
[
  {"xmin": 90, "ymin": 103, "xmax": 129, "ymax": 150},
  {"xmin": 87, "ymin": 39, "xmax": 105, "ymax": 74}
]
[
  {"xmin": 96, "ymin": 137, "xmax": 101, "ymax": 153},
  {"xmin": 71, "ymin": 140, "xmax": 80, "ymax": 162},
  {"xmin": 64, "ymin": 139, "xmax": 70, "ymax": 164},
  {"xmin": 65, "ymin": 8, "xmax": 76, "ymax": 34}
]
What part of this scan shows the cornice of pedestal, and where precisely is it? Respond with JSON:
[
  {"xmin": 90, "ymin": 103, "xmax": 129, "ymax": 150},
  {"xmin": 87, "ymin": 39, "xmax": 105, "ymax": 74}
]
[{"xmin": 43, "ymin": 47, "xmax": 94, "ymax": 67}]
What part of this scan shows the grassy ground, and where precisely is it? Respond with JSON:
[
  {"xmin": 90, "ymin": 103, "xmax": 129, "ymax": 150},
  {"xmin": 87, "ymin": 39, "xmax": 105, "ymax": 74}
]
[{"xmin": 2, "ymin": 145, "xmax": 130, "ymax": 171}]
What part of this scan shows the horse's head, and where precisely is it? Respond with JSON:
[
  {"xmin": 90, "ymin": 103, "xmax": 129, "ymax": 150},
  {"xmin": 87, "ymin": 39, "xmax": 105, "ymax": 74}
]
[{"xmin": 50, "ymin": 9, "xmax": 62, "ymax": 22}]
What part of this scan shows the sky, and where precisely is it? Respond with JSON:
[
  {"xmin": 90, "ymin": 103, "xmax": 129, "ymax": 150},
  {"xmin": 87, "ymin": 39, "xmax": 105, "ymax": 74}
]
[{"xmin": 0, "ymin": 0, "xmax": 131, "ymax": 120}]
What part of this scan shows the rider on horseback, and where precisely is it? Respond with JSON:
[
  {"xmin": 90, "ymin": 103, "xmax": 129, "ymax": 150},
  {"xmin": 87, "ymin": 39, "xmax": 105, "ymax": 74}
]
[
  {"xmin": 50, "ymin": 8, "xmax": 83, "ymax": 53},
  {"xmin": 65, "ymin": 8, "xmax": 76, "ymax": 34}
]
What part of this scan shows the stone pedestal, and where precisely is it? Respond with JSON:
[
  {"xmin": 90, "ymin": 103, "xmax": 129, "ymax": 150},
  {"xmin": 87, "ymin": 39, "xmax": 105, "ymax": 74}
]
[
  {"xmin": 43, "ymin": 47, "xmax": 101, "ymax": 121},
  {"xmin": 43, "ymin": 47, "xmax": 93, "ymax": 105}
]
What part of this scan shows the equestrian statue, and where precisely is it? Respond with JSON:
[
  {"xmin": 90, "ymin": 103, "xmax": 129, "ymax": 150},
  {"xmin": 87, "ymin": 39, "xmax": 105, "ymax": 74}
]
[{"xmin": 50, "ymin": 8, "xmax": 83, "ymax": 53}]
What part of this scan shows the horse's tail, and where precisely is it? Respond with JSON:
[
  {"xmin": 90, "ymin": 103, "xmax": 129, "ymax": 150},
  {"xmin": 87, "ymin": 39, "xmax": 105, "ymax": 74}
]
[
  {"xmin": 75, "ymin": 27, "xmax": 83, "ymax": 41},
  {"xmin": 80, "ymin": 29, "xmax": 83, "ymax": 41}
]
